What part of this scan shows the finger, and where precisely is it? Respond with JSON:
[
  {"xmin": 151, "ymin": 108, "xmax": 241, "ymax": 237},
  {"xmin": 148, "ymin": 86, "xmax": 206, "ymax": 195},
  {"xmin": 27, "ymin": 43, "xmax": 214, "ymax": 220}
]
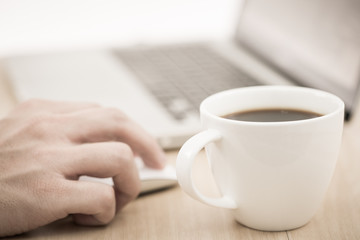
[
  {"xmin": 61, "ymin": 142, "xmax": 135, "ymax": 178},
  {"xmin": 64, "ymin": 181, "xmax": 116, "ymax": 226},
  {"xmin": 14, "ymin": 99, "xmax": 100, "ymax": 115},
  {"xmin": 113, "ymin": 161, "xmax": 141, "ymax": 212},
  {"xmin": 61, "ymin": 142, "xmax": 141, "ymax": 212},
  {"xmin": 63, "ymin": 108, "xmax": 167, "ymax": 169},
  {"xmin": 62, "ymin": 167, "xmax": 140, "ymax": 225}
]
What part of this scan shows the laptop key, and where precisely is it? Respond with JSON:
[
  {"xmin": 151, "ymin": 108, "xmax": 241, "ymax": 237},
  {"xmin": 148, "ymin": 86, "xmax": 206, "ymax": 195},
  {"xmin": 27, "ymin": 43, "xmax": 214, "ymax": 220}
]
[{"xmin": 114, "ymin": 45, "xmax": 260, "ymax": 121}]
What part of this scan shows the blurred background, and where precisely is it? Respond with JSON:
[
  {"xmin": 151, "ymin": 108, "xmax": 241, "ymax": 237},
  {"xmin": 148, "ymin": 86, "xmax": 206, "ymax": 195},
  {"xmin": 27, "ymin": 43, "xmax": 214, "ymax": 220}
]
[
  {"xmin": 0, "ymin": 0, "xmax": 359, "ymax": 123},
  {"xmin": 0, "ymin": 0, "xmax": 241, "ymax": 57}
]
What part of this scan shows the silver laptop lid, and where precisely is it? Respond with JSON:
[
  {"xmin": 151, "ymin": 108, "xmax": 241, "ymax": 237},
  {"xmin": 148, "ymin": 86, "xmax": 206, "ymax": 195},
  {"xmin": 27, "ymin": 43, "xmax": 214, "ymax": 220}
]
[{"xmin": 236, "ymin": 0, "xmax": 360, "ymax": 119}]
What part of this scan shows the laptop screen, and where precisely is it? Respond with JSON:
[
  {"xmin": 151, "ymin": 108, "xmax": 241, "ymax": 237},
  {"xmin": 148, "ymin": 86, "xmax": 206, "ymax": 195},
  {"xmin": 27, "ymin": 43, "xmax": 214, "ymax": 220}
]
[{"xmin": 236, "ymin": 0, "xmax": 360, "ymax": 117}]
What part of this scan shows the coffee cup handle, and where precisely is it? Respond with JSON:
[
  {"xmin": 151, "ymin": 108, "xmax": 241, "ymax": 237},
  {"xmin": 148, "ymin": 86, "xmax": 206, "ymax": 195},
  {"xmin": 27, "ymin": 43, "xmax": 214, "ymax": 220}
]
[{"xmin": 176, "ymin": 129, "xmax": 238, "ymax": 209}]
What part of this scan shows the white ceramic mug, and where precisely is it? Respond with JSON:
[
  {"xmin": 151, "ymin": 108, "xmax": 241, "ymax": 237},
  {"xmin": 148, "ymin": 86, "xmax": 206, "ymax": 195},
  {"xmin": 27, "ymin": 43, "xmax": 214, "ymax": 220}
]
[{"xmin": 176, "ymin": 86, "xmax": 344, "ymax": 231}]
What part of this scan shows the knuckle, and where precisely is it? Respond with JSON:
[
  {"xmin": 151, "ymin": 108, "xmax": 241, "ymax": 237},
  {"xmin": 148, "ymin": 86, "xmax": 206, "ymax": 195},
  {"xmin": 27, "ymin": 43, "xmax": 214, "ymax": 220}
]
[
  {"xmin": 130, "ymin": 180, "xmax": 141, "ymax": 199},
  {"xmin": 116, "ymin": 181, "xmax": 141, "ymax": 211},
  {"xmin": 119, "ymin": 143, "xmax": 135, "ymax": 163},
  {"xmin": 105, "ymin": 107, "xmax": 129, "ymax": 122},
  {"xmin": 30, "ymin": 147, "xmax": 49, "ymax": 162},
  {"xmin": 31, "ymin": 178, "xmax": 74, "ymax": 220},
  {"xmin": 109, "ymin": 143, "xmax": 134, "ymax": 170},
  {"xmin": 109, "ymin": 142, "xmax": 133, "ymax": 158},
  {"xmin": 121, "ymin": 180, "xmax": 141, "ymax": 206},
  {"xmin": 30, "ymin": 147, "xmax": 60, "ymax": 167},
  {"xmin": 24, "ymin": 114, "xmax": 59, "ymax": 139},
  {"xmin": 32, "ymin": 174, "xmax": 67, "ymax": 203},
  {"xmin": 96, "ymin": 187, "xmax": 116, "ymax": 216}
]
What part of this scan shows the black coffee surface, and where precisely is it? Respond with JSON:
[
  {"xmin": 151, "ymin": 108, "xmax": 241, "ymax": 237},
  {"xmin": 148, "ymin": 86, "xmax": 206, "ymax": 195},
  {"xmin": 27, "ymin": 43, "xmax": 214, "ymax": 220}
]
[{"xmin": 222, "ymin": 108, "xmax": 322, "ymax": 122}]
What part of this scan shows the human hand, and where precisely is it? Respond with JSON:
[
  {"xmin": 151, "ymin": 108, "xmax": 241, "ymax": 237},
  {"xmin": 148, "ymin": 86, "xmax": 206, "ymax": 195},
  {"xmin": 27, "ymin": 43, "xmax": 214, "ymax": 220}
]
[{"xmin": 0, "ymin": 99, "xmax": 166, "ymax": 237}]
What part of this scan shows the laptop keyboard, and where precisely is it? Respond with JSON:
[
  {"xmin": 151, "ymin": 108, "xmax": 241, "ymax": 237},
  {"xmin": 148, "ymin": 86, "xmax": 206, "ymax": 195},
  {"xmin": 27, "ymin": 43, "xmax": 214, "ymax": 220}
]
[{"xmin": 113, "ymin": 45, "xmax": 260, "ymax": 121}]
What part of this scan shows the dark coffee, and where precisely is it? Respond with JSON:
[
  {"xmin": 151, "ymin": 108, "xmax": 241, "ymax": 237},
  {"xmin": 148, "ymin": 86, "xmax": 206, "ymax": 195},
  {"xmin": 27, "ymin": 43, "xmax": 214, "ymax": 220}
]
[{"xmin": 222, "ymin": 108, "xmax": 322, "ymax": 122}]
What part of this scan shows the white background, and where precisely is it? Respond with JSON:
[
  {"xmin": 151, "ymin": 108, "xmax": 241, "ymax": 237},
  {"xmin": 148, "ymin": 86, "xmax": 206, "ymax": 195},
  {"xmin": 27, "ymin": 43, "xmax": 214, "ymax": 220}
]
[{"xmin": 0, "ymin": 0, "xmax": 241, "ymax": 57}]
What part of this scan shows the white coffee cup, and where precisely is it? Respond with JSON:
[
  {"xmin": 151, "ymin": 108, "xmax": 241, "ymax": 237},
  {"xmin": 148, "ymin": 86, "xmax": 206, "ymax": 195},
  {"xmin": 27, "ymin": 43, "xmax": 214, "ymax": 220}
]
[{"xmin": 176, "ymin": 86, "xmax": 344, "ymax": 231}]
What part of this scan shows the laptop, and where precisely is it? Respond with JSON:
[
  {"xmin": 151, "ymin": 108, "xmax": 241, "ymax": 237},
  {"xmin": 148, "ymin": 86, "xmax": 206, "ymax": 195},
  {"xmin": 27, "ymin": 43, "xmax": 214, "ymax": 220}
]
[{"xmin": 3, "ymin": 0, "xmax": 360, "ymax": 150}]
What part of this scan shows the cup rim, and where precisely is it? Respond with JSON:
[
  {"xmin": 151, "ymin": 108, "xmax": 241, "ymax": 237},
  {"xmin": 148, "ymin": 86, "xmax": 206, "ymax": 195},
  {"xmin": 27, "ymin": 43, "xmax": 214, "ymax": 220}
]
[{"xmin": 200, "ymin": 86, "xmax": 345, "ymax": 126}]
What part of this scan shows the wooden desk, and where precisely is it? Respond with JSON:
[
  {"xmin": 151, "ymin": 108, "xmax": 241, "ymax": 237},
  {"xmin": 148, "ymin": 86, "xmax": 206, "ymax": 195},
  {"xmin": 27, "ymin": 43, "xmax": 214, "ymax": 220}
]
[{"xmin": 1, "ymin": 62, "xmax": 359, "ymax": 239}]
